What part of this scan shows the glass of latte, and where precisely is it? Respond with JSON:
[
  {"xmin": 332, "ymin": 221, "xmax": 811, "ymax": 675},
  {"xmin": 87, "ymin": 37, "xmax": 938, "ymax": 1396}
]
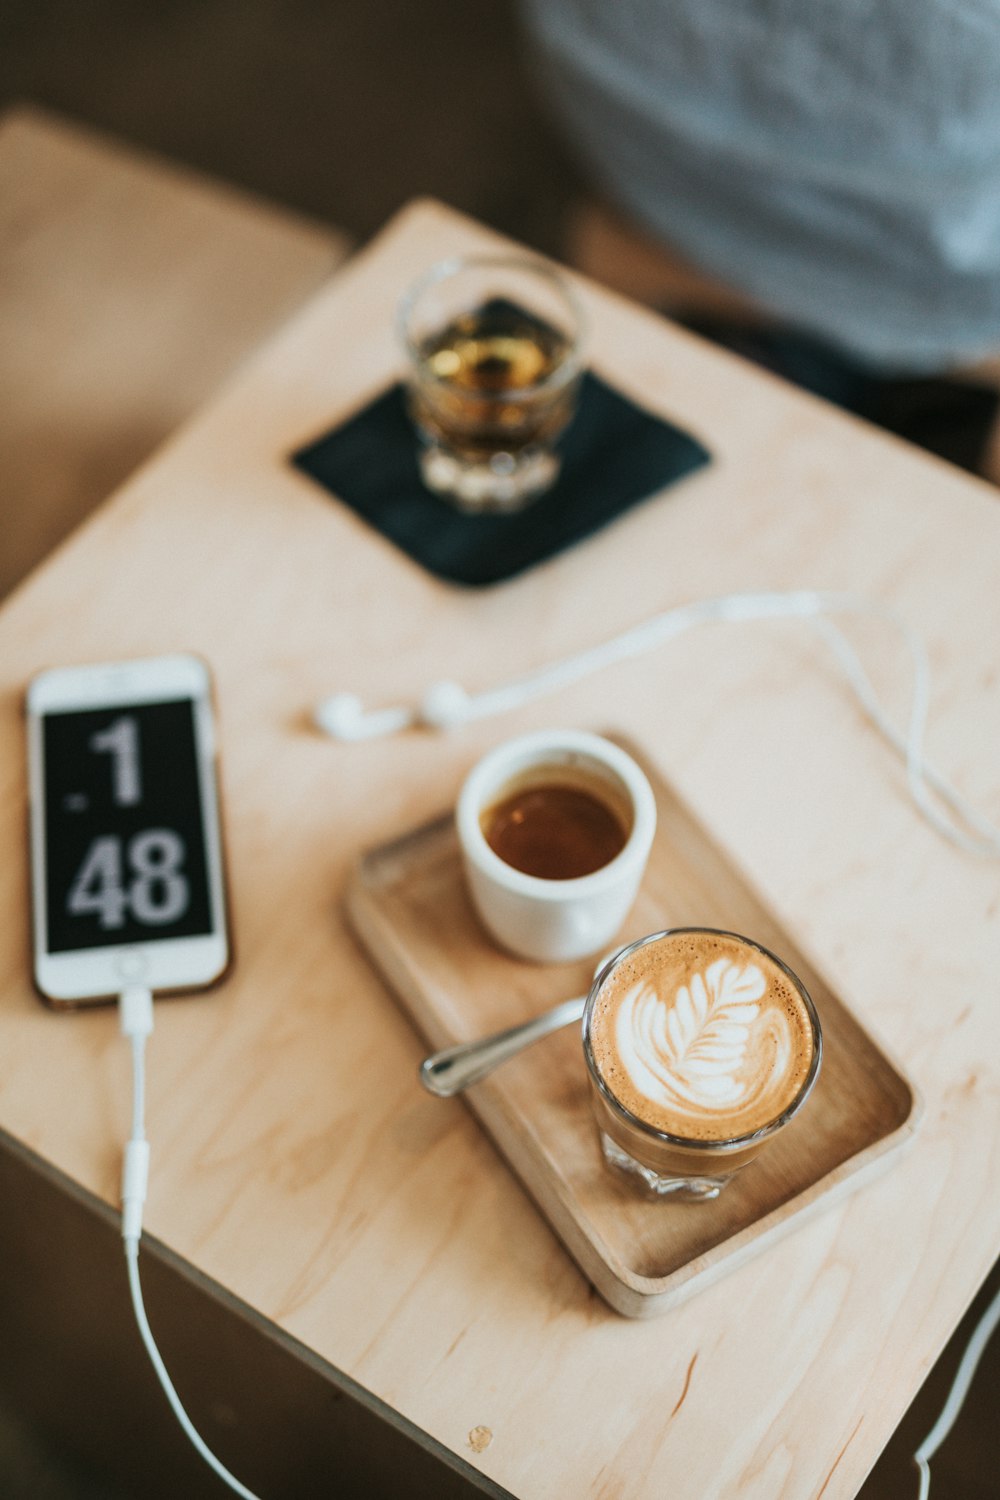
[{"xmin": 584, "ymin": 929, "xmax": 822, "ymax": 1200}]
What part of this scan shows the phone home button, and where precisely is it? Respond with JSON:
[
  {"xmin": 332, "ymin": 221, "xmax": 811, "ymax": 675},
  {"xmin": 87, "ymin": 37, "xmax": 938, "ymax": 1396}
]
[{"xmin": 115, "ymin": 949, "xmax": 149, "ymax": 983}]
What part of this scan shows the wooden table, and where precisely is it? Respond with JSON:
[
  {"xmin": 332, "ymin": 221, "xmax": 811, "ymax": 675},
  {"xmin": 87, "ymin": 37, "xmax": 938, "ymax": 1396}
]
[{"xmin": 1, "ymin": 198, "xmax": 998, "ymax": 1499}]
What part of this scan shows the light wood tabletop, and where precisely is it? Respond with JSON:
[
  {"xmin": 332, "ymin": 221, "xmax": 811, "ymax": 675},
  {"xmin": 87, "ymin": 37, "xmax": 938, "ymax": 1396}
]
[{"xmin": 1, "ymin": 198, "xmax": 998, "ymax": 1499}]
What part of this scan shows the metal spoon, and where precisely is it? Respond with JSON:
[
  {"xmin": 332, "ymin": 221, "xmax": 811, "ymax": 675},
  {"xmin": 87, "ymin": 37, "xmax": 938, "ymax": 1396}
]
[
  {"xmin": 419, "ymin": 995, "xmax": 587, "ymax": 1097},
  {"xmin": 418, "ymin": 950, "xmax": 622, "ymax": 1098}
]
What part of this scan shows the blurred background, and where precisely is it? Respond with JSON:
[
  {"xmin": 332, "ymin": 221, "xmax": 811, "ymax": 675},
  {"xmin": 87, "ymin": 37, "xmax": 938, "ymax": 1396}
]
[
  {"xmin": 1, "ymin": 3, "xmax": 998, "ymax": 1496},
  {"xmin": 1, "ymin": 0, "xmax": 582, "ymax": 258}
]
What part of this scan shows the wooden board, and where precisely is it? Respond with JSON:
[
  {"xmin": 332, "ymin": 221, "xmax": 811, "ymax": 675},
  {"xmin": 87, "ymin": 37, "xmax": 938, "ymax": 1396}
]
[{"xmin": 346, "ymin": 738, "xmax": 920, "ymax": 1318}]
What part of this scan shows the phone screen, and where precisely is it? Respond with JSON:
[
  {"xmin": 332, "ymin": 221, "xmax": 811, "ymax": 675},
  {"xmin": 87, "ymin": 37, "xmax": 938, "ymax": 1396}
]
[{"xmin": 41, "ymin": 698, "xmax": 215, "ymax": 954}]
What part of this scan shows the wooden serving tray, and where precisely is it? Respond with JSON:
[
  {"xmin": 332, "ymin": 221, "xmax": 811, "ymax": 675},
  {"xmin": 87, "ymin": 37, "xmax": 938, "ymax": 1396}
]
[{"xmin": 345, "ymin": 741, "xmax": 921, "ymax": 1318}]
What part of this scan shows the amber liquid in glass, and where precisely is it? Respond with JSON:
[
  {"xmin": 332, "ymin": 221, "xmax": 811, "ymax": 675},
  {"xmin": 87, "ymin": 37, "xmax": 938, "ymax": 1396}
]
[{"xmin": 412, "ymin": 302, "xmax": 576, "ymax": 461}]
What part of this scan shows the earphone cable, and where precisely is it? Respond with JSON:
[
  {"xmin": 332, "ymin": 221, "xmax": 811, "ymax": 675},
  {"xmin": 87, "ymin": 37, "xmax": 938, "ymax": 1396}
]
[{"xmin": 118, "ymin": 988, "xmax": 263, "ymax": 1500}]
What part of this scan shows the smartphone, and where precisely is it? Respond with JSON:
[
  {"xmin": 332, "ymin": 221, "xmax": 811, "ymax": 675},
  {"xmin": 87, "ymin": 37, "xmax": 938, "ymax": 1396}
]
[{"xmin": 27, "ymin": 654, "xmax": 230, "ymax": 1007}]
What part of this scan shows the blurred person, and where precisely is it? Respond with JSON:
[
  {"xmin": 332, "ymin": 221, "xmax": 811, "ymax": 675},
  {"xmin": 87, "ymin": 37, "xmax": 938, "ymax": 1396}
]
[{"xmin": 517, "ymin": 0, "xmax": 1000, "ymax": 475}]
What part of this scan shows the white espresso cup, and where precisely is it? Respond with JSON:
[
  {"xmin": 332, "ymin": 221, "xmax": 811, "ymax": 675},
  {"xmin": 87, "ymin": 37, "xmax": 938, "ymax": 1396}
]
[{"xmin": 456, "ymin": 731, "xmax": 656, "ymax": 963}]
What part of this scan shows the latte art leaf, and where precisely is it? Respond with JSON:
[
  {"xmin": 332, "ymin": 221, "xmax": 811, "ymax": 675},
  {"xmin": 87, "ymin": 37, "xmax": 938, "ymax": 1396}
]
[{"xmin": 614, "ymin": 958, "xmax": 768, "ymax": 1113}]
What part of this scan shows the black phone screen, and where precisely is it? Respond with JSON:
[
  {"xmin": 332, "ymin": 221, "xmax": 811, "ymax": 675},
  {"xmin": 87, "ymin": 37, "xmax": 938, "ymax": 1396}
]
[{"xmin": 41, "ymin": 698, "xmax": 214, "ymax": 954}]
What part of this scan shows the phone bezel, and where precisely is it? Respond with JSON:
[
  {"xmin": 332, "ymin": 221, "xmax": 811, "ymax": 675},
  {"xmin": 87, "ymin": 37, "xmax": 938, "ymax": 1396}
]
[{"xmin": 27, "ymin": 654, "xmax": 231, "ymax": 1007}]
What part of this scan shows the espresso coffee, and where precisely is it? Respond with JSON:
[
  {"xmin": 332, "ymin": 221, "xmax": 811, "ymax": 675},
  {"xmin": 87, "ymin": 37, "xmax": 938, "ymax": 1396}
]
[
  {"xmin": 457, "ymin": 732, "xmax": 656, "ymax": 962},
  {"xmin": 588, "ymin": 930, "xmax": 817, "ymax": 1142},
  {"xmin": 481, "ymin": 773, "xmax": 631, "ymax": 880}
]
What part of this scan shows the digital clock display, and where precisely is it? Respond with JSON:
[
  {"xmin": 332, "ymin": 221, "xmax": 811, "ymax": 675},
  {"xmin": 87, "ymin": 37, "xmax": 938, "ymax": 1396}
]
[{"xmin": 41, "ymin": 698, "xmax": 214, "ymax": 954}]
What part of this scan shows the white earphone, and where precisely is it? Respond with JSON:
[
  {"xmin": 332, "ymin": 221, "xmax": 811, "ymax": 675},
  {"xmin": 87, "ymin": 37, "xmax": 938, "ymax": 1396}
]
[
  {"xmin": 315, "ymin": 680, "xmax": 473, "ymax": 740},
  {"xmin": 314, "ymin": 588, "xmax": 1000, "ymax": 859}
]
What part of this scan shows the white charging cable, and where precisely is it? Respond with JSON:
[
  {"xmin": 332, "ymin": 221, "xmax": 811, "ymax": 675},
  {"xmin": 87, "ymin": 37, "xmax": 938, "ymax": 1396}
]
[
  {"xmin": 118, "ymin": 987, "xmax": 263, "ymax": 1500},
  {"xmin": 314, "ymin": 589, "xmax": 1000, "ymax": 859},
  {"xmin": 913, "ymin": 1277, "xmax": 1000, "ymax": 1498}
]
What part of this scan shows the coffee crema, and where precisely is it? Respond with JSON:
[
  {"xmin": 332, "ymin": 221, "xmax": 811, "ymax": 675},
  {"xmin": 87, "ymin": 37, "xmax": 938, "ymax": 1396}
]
[
  {"xmin": 480, "ymin": 772, "xmax": 631, "ymax": 881},
  {"xmin": 587, "ymin": 930, "xmax": 817, "ymax": 1141}
]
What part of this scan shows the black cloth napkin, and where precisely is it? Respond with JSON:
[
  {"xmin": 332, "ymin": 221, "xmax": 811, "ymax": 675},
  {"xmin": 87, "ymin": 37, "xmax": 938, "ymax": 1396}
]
[
  {"xmin": 679, "ymin": 315, "xmax": 999, "ymax": 475},
  {"xmin": 292, "ymin": 373, "xmax": 711, "ymax": 587}
]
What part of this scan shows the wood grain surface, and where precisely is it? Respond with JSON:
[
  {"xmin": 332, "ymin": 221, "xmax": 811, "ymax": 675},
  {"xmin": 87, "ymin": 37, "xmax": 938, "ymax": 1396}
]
[
  {"xmin": 0, "ymin": 197, "xmax": 998, "ymax": 1499},
  {"xmin": 345, "ymin": 746, "xmax": 920, "ymax": 1319}
]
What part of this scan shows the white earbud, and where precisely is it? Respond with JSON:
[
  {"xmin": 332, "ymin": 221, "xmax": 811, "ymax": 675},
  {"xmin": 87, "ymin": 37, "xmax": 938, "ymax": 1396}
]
[
  {"xmin": 316, "ymin": 681, "xmax": 474, "ymax": 741},
  {"xmin": 314, "ymin": 693, "xmax": 414, "ymax": 742},
  {"xmin": 418, "ymin": 680, "xmax": 471, "ymax": 730},
  {"xmin": 311, "ymin": 588, "xmax": 1000, "ymax": 859}
]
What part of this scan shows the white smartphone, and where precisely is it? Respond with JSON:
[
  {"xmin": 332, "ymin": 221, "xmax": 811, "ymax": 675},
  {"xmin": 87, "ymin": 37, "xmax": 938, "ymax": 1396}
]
[{"xmin": 27, "ymin": 653, "xmax": 231, "ymax": 1008}]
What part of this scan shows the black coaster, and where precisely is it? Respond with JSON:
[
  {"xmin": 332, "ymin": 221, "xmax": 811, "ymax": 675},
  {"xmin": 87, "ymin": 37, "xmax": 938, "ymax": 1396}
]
[{"xmin": 292, "ymin": 373, "xmax": 711, "ymax": 587}]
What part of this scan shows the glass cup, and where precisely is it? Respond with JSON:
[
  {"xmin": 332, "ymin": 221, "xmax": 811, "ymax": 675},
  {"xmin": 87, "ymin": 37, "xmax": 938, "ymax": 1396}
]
[
  {"xmin": 583, "ymin": 929, "xmax": 822, "ymax": 1200},
  {"xmin": 455, "ymin": 731, "xmax": 656, "ymax": 963},
  {"xmin": 398, "ymin": 254, "xmax": 584, "ymax": 512}
]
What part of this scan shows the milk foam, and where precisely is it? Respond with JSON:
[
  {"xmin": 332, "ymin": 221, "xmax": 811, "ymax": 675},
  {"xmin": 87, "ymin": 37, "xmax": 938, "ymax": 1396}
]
[{"xmin": 589, "ymin": 933, "xmax": 815, "ymax": 1140}]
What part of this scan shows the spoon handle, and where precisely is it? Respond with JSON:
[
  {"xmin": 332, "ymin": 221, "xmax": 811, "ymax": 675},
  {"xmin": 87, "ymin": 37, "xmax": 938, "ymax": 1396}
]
[{"xmin": 419, "ymin": 995, "xmax": 587, "ymax": 1097}]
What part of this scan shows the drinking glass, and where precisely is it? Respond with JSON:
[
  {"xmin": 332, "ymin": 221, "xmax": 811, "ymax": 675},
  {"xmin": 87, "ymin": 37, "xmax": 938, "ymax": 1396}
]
[
  {"xmin": 583, "ymin": 929, "xmax": 823, "ymax": 1200},
  {"xmin": 398, "ymin": 254, "xmax": 584, "ymax": 512}
]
